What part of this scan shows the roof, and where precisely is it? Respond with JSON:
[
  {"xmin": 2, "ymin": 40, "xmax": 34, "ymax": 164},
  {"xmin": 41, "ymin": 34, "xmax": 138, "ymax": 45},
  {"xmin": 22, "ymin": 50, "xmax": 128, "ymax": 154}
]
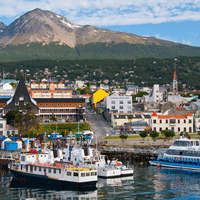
[
  {"xmin": 35, "ymin": 98, "xmax": 85, "ymax": 103},
  {"xmin": 3, "ymin": 76, "xmax": 39, "ymax": 111},
  {"xmin": 151, "ymin": 113, "xmax": 158, "ymax": 116}
]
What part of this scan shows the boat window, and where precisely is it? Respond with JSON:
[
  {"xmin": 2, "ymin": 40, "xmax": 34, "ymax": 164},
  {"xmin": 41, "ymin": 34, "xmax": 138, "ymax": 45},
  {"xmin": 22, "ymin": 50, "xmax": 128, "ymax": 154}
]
[
  {"xmin": 101, "ymin": 156, "xmax": 103, "ymax": 160},
  {"xmin": 91, "ymin": 172, "xmax": 95, "ymax": 176},
  {"xmin": 32, "ymin": 156, "xmax": 34, "ymax": 157},
  {"xmin": 196, "ymin": 141, "xmax": 199, "ymax": 146},
  {"xmin": 59, "ymin": 169, "xmax": 61, "ymax": 174},
  {"xmin": 190, "ymin": 141, "xmax": 193, "ymax": 146},
  {"xmin": 81, "ymin": 173, "xmax": 85, "ymax": 177},
  {"xmin": 95, "ymin": 172, "xmax": 97, "ymax": 175},
  {"xmin": 67, "ymin": 172, "xmax": 71, "ymax": 176},
  {"xmin": 49, "ymin": 168, "xmax": 51, "ymax": 173},
  {"xmin": 34, "ymin": 166, "xmax": 37, "ymax": 171},
  {"xmin": 21, "ymin": 156, "xmax": 25, "ymax": 161},
  {"xmin": 86, "ymin": 172, "xmax": 90, "ymax": 176},
  {"xmin": 39, "ymin": 167, "xmax": 41, "ymax": 172},
  {"xmin": 44, "ymin": 168, "xmax": 46, "ymax": 173},
  {"xmin": 21, "ymin": 165, "xmax": 23, "ymax": 170},
  {"xmin": 67, "ymin": 172, "xmax": 72, "ymax": 176},
  {"xmin": 73, "ymin": 172, "xmax": 78, "ymax": 177},
  {"xmin": 173, "ymin": 141, "xmax": 189, "ymax": 147},
  {"xmin": 54, "ymin": 169, "xmax": 56, "ymax": 174}
]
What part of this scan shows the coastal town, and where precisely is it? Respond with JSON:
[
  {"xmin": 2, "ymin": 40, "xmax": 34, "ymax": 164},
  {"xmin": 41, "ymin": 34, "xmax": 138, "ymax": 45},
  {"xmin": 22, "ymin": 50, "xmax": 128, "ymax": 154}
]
[{"xmin": 0, "ymin": 64, "xmax": 199, "ymax": 154}]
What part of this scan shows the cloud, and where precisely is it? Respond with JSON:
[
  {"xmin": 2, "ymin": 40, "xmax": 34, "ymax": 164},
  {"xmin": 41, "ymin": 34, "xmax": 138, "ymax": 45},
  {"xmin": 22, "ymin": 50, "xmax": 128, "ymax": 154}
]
[{"xmin": 0, "ymin": 0, "xmax": 200, "ymax": 26}]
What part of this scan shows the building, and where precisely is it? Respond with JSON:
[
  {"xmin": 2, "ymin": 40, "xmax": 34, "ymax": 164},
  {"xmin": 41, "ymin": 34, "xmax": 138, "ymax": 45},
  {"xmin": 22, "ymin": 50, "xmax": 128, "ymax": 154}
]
[
  {"xmin": 0, "ymin": 118, "xmax": 7, "ymax": 137},
  {"xmin": 102, "ymin": 95, "xmax": 132, "ymax": 114},
  {"xmin": 36, "ymin": 98, "xmax": 85, "ymax": 123},
  {"xmin": 111, "ymin": 113, "xmax": 150, "ymax": 126},
  {"xmin": 150, "ymin": 112, "xmax": 194, "ymax": 134},
  {"xmin": 149, "ymin": 84, "xmax": 167, "ymax": 103},
  {"xmin": 30, "ymin": 81, "xmax": 72, "ymax": 98},
  {"xmin": 2, "ymin": 76, "xmax": 85, "ymax": 123}
]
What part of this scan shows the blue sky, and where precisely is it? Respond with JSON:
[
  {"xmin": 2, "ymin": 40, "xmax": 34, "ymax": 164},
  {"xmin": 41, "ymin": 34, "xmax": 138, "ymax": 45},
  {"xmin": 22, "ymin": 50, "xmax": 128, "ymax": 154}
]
[{"xmin": 1, "ymin": 0, "xmax": 200, "ymax": 47}]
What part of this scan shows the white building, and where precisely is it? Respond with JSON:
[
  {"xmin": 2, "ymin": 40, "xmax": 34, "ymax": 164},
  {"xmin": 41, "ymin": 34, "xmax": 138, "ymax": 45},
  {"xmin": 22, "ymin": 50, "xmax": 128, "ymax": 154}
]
[
  {"xmin": 102, "ymin": 95, "xmax": 132, "ymax": 113},
  {"xmin": 0, "ymin": 118, "xmax": 7, "ymax": 137},
  {"xmin": 150, "ymin": 112, "xmax": 194, "ymax": 134},
  {"xmin": 74, "ymin": 80, "xmax": 85, "ymax": 89},
  {"xmin": 149, "ymin": 84, "xmax": 167, "ymax": 103}
]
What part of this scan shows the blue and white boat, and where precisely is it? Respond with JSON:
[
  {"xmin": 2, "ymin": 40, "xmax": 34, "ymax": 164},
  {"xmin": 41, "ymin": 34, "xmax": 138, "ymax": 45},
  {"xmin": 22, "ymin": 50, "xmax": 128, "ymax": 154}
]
[{"xmin": 149, "ymin": 137, "xmax": 200, "ymax": 172}]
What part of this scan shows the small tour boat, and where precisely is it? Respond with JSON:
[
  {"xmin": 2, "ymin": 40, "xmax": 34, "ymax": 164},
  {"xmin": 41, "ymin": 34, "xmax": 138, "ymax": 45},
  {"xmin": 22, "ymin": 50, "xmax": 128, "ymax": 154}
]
[
  {"xmin": 8, "ymin": 149, "xmax": 98, "ymax": 191},
  {"xmin": 63, "ymin": 136, "xmax": 133, "ymax": 178},
  {"xmin": 149, "ymin": 137, "xmax": 200, "ymax": 172}
]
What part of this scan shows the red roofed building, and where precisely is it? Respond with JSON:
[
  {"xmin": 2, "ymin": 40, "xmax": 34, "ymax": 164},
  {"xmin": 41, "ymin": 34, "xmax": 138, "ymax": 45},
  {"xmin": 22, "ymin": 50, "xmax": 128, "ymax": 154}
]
[{"xmin": 150, "ymin": 112, "xmax": 194, "ymax": 134}]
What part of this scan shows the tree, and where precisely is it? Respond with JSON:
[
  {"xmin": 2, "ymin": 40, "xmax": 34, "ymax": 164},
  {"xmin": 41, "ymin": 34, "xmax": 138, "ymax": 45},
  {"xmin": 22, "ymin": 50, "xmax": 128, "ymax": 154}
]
[
  {"xmin": 150, "ymin": 130, "xmax": 159, "ymax": 141},
  {"xmin": 161, "ymin": 130, "xmax": 175, "ymax": 139},
  {"xmin": 14, "ymin": 103, "xmax": 39, "ymax": 137},
  {"xmin": 4, "ymin": 109, "xmax": 18, "ymax": 125},
  {"xmin": 139, "ymin": 130, "xmax": 148, "ymax": 142},
  {"xmin": 50, "ymin": 113, "xmax": 57, "ymax": 121},
  {"xmin": 119, "ymin": 134, "xmax": 128, "ymax": 142}
]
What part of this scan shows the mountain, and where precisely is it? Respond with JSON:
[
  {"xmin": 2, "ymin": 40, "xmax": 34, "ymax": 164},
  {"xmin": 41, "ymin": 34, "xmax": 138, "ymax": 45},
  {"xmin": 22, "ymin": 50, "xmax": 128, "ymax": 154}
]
[
  {"xmin": 0, "ymin": 22, "xmax": 6, "ymax": 33},
  {"xmin": 1, "ymin": 8, "xmax": 200, "ymax": 61}
]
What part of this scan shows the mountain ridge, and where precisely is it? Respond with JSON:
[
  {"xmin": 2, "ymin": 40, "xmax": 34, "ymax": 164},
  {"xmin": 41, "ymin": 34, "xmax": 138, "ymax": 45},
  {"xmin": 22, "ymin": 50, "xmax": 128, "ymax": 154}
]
[{"xmin": 0, "ymin": 8, "xmax": 200, "ymax": 61}]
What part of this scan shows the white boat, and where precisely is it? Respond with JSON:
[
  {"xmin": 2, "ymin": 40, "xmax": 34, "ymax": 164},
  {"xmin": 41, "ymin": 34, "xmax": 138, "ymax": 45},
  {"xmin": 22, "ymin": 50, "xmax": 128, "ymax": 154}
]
[
  {"xmin": 63, "ymin": 136, "xmax": 133, "ymax": 178},
  {"xmin": 8, "ymin": 149, "xmax": 98, "ymax": 191},
  {"xmin": 149, "ymin": 137, "xmax": 200, "ymax": 172}
]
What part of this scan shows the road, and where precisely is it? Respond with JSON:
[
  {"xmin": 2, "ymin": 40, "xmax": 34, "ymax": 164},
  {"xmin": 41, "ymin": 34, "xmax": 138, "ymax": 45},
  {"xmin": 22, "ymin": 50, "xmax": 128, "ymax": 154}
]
[{"xmin": 85, "ymin": 110, "xmax": 112, "ymax": 141}]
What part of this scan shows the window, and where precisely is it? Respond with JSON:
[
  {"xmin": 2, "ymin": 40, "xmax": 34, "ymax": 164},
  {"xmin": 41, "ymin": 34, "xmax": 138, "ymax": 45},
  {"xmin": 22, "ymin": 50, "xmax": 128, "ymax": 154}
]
[
  {"xmin": 178, "ymin": 127, "xmax": 180, "ymax": 132},
  {"xmin": 170, "ymin": 119, "xmax": 176, "ymax": 124},
  {"xmin": 153, "ymin": 120, "xmax": 156, "ymax": 123},
  {"xmin": 69, "ymin": 104, "xmax": 71, "ymax": 106},
  {"xmin": 59, "ymin": 169, "xmax": 61, "ymax": 174},
  {"xmin": 40, "ymin": 104, "xmax": 42, "ymax": 106},
  {"xmin": 73, "ymin": 172, "xmax": 78, "ymax": 177},
  {"xmin": 119, "ymin": 106, "xmax": 123, "ymax": 109},
  {"xmin": 154, "ymin": 127, "xmax": 156, "ymax": 131},
  {"xmin": 159, "ymin": 128, "xmax": 162, "ymax": 131},
  {"xmin": 166, "ymin": 120, "xmax": 168, "ymax": 123},
  {"xmin": 184, "ymin": 127, "xmax": 186, "ymax": 131},
  {"xmin": 128, "ymin": 101, "xmax": 131, "ymax": 104},
  {"xmin": 111, "ymin": 100, "xmax": 115, "ymax": 104},
  {"xmin": 119, "ymin": 100, "xmax": 123, "ymax": 104},
  {"xmin": 63, "ymin": 104, "xmax": 66, "ymax": 106},
  {"xmin": 57, "ymin": 104, "xmax": 60, "ymax": 106},
  {"xmin": 160, "ymin": 120, "xmax": 162, "ymax": 123},
  {"xmin": 91, "ymin": 172, "xmax": 96, "ymax": 176},
  {"xmin": 44, "ymin": 168, "xmax": 46, "ymax": 173},
  {"xmin": 86, "ymin": 172, "xmax": 90, "ymax": 176},
  {"xmin": 184, "ymin": 120, "xmax": 186, "ymax": 123},
  {"xmin": 75, "ymin": 104, "xmax": 77, "ymax": 106},
  {"xmin": 178, "ymin": 120, "xmax": 180, "ymax": 123},
  {"xmin": 34, "ymin": 166, "xmax": 37, "ymax": 171},
  {"xmin": 51, "ymin": 104, "xmax": 54, "ymax": 106},
  {"xmin": 49, "ymin": 168, "xmax": 51, "ymax": 173},
  {"xmin": 67, "ymin": 172, "xmax": 71, "ymax": 176},
  {"xmin": 111, "ymin": 106, "xmax": 115, "ymax": 109},
  {"xmin": 39, "ymin": 167, "xmax": 41, "ymax": 172},
  {"xmin": 0, "ymin": 124, "xmax": 3, "ymax": 128},
  {"xmin": 21, "ymin": 156, "xmax": 25, "ymax": 161},
  {"xmin": 189, "ymin": 119, "xmax": 192, "ymax": 123},
  {"xmin": 81, "ymin": 173, "xmax": 85, "ymax": 177},
  {"xmin": 54, "ymin": 169, "xmax": 56, "ymax": 174},
  {"xmin": 46, "ymin": 104, "xmax": 48, "ymax": 106}
]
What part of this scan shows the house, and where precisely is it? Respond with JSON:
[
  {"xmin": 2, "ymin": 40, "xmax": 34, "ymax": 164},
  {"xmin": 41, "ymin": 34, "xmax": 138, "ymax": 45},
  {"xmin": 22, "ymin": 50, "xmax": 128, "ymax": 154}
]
[
  {"xmin": 0, "ymin": 137, "xmax": 12, "ymax": 150},
  {"xmin": 150, "ymin": 112, "xmax": 194, "ymax": 134},
  {"xmin": 0, "ymin": 118, "xmax": 7, "ymax": 137},
  {"xmin": 4, "ymin": 141, "xmax": 17, "ymax": 151}
]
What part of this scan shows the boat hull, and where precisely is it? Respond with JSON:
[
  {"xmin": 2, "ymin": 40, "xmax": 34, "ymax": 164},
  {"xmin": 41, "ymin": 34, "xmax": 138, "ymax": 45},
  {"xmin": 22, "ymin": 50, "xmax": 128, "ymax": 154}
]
[
  {"xmin": 149, "ymin": 160, "xmax": 200, "ymax": 172},
  {"xmin": 9, "ymin": 169, "xmax": 97, "ymax": 191}
]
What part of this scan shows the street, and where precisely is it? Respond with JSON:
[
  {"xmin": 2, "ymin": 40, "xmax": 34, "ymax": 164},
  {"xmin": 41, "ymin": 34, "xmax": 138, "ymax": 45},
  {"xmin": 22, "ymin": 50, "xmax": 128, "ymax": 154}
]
[{"xmin": 85, "ymin": 109, "xmax": 112, "ymax": 141}]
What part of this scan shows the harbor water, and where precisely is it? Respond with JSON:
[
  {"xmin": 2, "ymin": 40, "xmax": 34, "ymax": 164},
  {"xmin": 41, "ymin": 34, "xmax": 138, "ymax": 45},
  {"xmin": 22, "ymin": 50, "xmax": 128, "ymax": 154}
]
[{"xmin": 1, "ymin": 166, "xmax": 200, "ymax": 200}]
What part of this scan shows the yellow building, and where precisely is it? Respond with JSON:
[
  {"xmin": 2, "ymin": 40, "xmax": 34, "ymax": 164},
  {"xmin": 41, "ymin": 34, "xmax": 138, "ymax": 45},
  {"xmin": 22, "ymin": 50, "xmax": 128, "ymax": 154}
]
[{"xmin": 92, "ymin": 89, "xmax": 109, "ymax": 107}]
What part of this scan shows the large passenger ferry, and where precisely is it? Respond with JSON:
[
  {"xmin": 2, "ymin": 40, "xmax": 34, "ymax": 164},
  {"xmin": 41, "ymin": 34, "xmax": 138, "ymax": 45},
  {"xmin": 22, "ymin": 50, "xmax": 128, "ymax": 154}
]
[
  {"xmin": 8, "ymin": 149, "xmax": 98, "ymax": 190},
  {"xmin": 149, "ymin": 137, "xmax": 200, "ymax": 172}
]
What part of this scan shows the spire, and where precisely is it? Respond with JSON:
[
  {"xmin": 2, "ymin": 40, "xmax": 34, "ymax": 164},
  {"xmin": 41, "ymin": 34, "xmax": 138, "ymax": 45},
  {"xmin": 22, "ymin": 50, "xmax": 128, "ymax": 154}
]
[
  {"xmin": 173, "ymin": 62, "xmax": 178, "ymax": 96},
  {"xmin": 3, "ymin": 76, "xmax": 39, "ymax": 112}
]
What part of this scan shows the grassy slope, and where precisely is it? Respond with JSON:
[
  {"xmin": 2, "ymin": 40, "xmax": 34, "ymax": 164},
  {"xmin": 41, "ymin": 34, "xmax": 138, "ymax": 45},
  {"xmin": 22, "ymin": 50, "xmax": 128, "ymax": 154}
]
[{"xmin": 1, "ymin": 42, "xmax": 200, "ymax": 61}]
